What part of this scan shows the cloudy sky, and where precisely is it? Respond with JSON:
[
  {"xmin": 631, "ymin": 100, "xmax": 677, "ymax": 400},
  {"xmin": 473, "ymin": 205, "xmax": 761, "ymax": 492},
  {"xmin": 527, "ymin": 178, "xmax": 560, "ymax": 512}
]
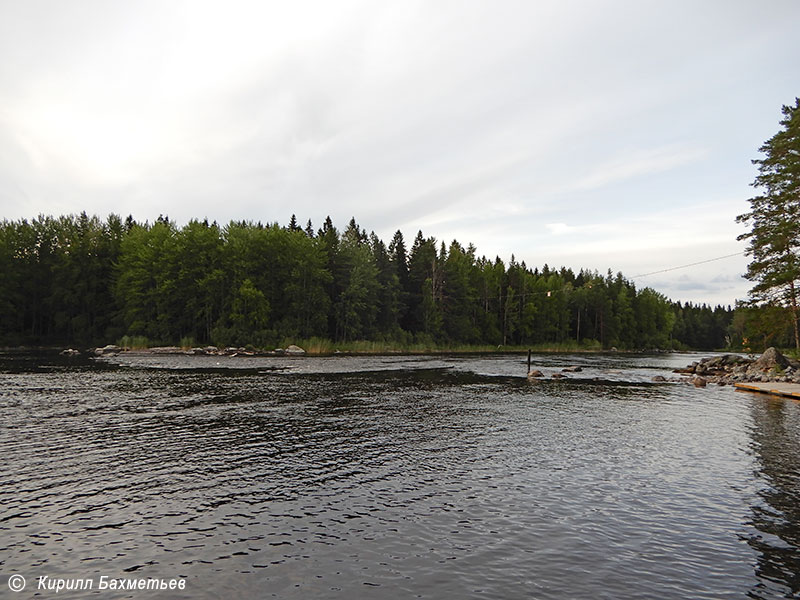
[{"xmin": 1, "ymin": 1, "xmax": 798, "ymax": 306}]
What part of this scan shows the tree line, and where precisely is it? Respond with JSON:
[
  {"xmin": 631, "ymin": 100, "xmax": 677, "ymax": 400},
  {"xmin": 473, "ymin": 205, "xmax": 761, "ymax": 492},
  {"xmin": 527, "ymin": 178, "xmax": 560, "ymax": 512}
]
[{"xmin": 0, "ymin": 212, "xmax": 753, "ymax": 351}]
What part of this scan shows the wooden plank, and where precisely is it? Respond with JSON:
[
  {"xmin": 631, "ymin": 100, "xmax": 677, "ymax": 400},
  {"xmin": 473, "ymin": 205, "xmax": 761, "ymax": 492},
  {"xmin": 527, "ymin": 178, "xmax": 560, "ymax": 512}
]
[{"xmin": 734, "ymin": 382, "xmax": 800, "ymax": 400}]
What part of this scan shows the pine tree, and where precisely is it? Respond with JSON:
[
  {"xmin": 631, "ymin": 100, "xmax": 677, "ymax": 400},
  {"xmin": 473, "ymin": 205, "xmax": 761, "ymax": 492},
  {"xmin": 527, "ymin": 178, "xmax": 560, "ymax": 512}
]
[{"xmin": 737, "ymin": 99, "xmax": 800, "ymax": 349}]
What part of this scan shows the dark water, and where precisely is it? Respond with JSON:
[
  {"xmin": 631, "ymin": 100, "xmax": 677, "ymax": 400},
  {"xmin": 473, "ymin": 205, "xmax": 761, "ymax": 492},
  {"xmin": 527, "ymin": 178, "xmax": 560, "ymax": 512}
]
[{"xmin": 2, "ymin": 351, "xmax": 799, "ymax": 599}]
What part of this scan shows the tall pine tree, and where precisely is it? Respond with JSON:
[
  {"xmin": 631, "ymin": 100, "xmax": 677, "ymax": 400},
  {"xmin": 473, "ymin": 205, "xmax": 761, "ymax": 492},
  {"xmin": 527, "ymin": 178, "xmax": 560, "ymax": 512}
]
[{"xmin": 737, "ymin": 99, "xmax": 800, "ymax": 349}]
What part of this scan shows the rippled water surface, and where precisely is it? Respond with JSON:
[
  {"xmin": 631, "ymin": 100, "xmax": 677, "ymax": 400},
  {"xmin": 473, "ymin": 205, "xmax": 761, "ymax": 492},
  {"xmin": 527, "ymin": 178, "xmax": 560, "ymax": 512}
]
[{"xmin": 2, "ymin": 351, "xmax": 800, "ymax": 598}]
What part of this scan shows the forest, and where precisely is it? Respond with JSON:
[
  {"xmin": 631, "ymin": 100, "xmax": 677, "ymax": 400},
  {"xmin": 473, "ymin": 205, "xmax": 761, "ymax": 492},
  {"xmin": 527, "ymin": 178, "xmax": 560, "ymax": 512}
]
[{"xmin": 0, "ymin": 212, "xmax": 771, "ymax": 352}]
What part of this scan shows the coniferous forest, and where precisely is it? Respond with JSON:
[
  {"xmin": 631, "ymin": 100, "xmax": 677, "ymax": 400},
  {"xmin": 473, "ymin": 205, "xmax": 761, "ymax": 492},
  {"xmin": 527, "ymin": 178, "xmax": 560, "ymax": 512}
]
[{"xmin": 0, "ymin": 212, "xmax": 758, "ymax": 352}]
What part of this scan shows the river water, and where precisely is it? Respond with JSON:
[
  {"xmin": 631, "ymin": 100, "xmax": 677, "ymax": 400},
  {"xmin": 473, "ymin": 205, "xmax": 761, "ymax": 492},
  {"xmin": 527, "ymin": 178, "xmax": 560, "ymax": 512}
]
[{"xmin": 2, "ymin": 351, "xmax": 799, "ymax": 599}]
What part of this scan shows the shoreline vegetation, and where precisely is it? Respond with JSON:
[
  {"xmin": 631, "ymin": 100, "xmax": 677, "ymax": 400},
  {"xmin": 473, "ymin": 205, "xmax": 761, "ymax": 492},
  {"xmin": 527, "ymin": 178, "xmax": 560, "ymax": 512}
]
[
  {"xmin": 1, "ymin": 212, "xmax": 796, "ymax": 353},
  {"xmin": 75, "ymin": 338, "xmax": 608, "ymax": 357}
]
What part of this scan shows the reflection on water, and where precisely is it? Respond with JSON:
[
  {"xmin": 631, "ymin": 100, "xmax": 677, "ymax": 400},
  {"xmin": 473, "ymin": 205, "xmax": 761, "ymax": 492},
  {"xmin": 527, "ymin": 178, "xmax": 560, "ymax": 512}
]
[
  {"xmin": 1, "ymin": 351, "xmax": 799, "ymax": 598},
  {"xmin": 746, "ymin": 396, "xmax": 800, "ymax": 598}
]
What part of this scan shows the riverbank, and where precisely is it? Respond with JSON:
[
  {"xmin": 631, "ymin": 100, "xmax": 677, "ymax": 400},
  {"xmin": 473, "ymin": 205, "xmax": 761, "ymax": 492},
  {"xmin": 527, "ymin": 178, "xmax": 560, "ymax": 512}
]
[
  {"xmin": 71, "ymin": 339, "xmax": 611, "ymax": 357},
  {"xmin": 676, "ymin": 347, "xmax": 800, "ymax": 386}
]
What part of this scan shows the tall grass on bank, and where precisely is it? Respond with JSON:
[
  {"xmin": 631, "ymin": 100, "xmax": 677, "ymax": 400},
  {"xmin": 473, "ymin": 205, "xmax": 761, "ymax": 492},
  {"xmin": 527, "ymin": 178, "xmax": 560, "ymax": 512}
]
[
  {"xmin": 112, "ymin": 335, "xmax": 605, "ymax": 355},
  {"xmin": 117, "ymin": 335, "xmax": 151, "ymax": 350},
  {"xmin": 279, "ymin": 338, "xmax": 604, "ymax": 355}
]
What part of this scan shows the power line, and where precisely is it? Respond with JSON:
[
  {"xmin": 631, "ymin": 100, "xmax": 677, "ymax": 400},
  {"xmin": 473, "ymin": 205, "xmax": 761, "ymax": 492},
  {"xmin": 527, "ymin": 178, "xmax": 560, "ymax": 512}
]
[{"xmin": 630, "ymin": 252, "xmax": 745, "ymax": 279}]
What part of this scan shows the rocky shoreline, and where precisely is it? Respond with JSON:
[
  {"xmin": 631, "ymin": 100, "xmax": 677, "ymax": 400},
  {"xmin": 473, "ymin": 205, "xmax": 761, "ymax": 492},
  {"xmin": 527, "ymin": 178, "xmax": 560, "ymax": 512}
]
[
  {"xmin": 674, "ymin": 347, "xmax": 800, "ymax": 387},
  {"xmin": 64, "ymin": 344, "xmax": 308, "ymax": 358}
]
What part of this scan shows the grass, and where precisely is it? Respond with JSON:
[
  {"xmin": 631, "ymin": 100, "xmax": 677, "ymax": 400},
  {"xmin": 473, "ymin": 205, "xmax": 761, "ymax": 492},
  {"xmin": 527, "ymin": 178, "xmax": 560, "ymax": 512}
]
[
  {"xmin": 276, "ymin": 337, "xmax": 605, "ymax": 356},
  {"xmin": 117, "ymin": 335, "xmax": 152, "ymax": 350},
  {"xmin": 112, "ymin": 334, "xmax": 610, "ymax": 355}
]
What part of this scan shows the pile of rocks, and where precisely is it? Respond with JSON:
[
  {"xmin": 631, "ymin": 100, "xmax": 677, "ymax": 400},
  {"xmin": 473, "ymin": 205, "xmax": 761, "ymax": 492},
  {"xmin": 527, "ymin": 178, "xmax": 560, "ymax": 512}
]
[
  {"xmin": 91, "ymin": 344, "xmax": 307, "ymax": 357},
  {"xmin": 676, "ymin": 347, "xmax": 800, "ymax": 386}
]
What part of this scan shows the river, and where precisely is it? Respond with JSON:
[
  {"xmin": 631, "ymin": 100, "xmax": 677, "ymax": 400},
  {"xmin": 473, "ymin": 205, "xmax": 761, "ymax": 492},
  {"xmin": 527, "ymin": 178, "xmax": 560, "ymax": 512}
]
[{"xmin": 2, "ymin": 351, "xmax": 799, "ymax": 598}]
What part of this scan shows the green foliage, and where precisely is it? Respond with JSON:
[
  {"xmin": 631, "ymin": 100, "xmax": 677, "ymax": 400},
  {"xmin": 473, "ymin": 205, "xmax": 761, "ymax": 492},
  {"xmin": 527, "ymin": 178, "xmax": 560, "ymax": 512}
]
[
  {"xmin": 737, "ymin": 98, "xmax": 800, "ymax": 349},
  {"xmin": 0, "ymin": 212, "xmax": 743, "ymax": 352},
  {"xmin": 118, "ymin": 335, "xmax": 151, "ymax": 350}
]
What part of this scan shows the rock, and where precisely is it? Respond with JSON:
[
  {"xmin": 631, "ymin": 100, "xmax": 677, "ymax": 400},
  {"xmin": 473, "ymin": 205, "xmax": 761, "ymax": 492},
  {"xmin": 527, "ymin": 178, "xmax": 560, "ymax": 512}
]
[
  {"xmin": 651, "ymin": 375, "xmax": 667, "ymax": 382},
  {"xmin": 204, "ymin": 346, "xmax": 219, "ymax": 354},
  {"xmin": 60, "ymin": 348, "xmax": 80, "ymax": 356},
  {"xmin": 285, "ymin": 344, "xmax": 306, "ymax": 355},
  {"xmin": 693, "ymin": 377, "xmax": 707, "ymax": 387},
  {"xmin": 551, "ymin": 373, "xmax": 566, "ymax": 379},
  {"xmin": 750, "ymin": 347, "xmax": 791, "ymax": 374},
  {"xmin": 94, "ymin": 344, "xmax": 121, "ymax": 355},
  {"xmin": 187, "ymin": 347, "xmax": 206, "ymax": 355},
  {"xmin": 527, "ymin": 369, "xmax": 544, "ymax": 378},
  {"xmin": 562, "ymin": 366, "xmax": 582, "ymax": 372}
]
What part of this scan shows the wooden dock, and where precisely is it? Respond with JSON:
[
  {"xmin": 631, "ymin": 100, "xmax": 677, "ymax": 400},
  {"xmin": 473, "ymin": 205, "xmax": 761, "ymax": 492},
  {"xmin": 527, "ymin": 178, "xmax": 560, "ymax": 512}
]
[{"xmin": 734, "ymin": 382, "xmax": 800, "ymax": 400}]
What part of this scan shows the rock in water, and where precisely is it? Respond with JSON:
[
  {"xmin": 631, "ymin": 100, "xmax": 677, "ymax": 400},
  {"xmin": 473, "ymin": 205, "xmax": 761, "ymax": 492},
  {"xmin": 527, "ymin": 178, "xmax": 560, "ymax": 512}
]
[{"xmin": 285, "ymin": 345, "xmax": 306, "ymax": 355}]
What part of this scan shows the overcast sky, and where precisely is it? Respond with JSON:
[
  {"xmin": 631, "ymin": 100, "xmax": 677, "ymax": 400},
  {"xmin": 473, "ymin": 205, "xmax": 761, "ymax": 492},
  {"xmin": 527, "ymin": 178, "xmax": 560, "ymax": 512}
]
[{"xmin": 1, "ymin": 1, "xmax": 798, "ymax": 306}]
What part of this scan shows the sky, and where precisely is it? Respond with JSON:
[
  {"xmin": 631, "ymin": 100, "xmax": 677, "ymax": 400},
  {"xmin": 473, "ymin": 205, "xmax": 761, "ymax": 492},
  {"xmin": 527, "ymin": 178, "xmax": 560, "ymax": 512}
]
[{"xmin": 1, "ymin": 0, "xmax": 798, "ymax": 307}]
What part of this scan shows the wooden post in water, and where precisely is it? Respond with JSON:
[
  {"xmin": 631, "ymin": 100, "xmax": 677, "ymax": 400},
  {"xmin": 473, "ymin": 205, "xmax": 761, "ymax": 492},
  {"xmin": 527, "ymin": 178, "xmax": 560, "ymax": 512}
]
[{"xmin": 527, "ymin": 349, "xmax": 531, "ymax": 374}]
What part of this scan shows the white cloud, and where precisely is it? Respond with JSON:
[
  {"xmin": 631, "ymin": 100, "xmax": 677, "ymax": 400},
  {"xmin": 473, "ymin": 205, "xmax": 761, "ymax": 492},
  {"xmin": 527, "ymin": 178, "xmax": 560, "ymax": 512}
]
[
  {"xmin": 0, "ymin": 0, "xmax": 798, "ymax": 305},
  {"xmin": 570, "ymin": 144, "xmax": 709, "ymax": 192}
]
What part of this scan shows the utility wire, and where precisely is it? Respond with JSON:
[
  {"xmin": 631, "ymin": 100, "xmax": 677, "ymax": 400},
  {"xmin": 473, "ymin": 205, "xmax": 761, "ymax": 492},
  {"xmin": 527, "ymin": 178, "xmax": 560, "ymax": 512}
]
[
  {"xmin": 419, "ymin": 252, "xmax": 746, "ymax": 303},
  {"xmin": 630, "ymin": 252, "xmax": 745, "ymax": 279}
]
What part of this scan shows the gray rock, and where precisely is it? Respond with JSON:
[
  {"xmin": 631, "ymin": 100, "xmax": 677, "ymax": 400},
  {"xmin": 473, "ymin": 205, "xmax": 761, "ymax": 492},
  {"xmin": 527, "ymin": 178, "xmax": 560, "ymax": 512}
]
[
  {"xmin": 750, "ymin": 347, "xmax": 791, "ymax": 373},
  {"xmin": 285, "ymin": 344, "xmax": 306, "ymax": 355},
  {"xmin": 94, "ymin": 344, "xmax": 121, "ymax": 355}
]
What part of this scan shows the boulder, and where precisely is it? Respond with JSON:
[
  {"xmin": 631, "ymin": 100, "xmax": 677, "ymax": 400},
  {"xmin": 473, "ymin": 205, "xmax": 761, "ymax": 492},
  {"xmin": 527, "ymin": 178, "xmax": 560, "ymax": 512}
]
[
  {"xmin": 651, "ymin": 375, "xmax": 667, "ymax": 382},
  {"xmin": 60, "ymin": 348, "xmax": 81, "ymax": 356},
  {"xmin": 94, "ymin": 344, "xmax": 121, "ymax": 355},
  {"xmin": 527, "ymin": 369, "xmax": 544, "ymax": 378},
  {"xmin": 551, "ymin": 373, "xmax": 566, "ymax": 379},
  {"xmin": 693, "ymin": 377, "xmax": 707, "ymax": 388},
  {"xmin": 285, "ymin": 344, "xmax": 306, "ymax": 355},
  {"xmin": 749, "ymin": 347, "xmax": 791, "ymax": 374}
]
